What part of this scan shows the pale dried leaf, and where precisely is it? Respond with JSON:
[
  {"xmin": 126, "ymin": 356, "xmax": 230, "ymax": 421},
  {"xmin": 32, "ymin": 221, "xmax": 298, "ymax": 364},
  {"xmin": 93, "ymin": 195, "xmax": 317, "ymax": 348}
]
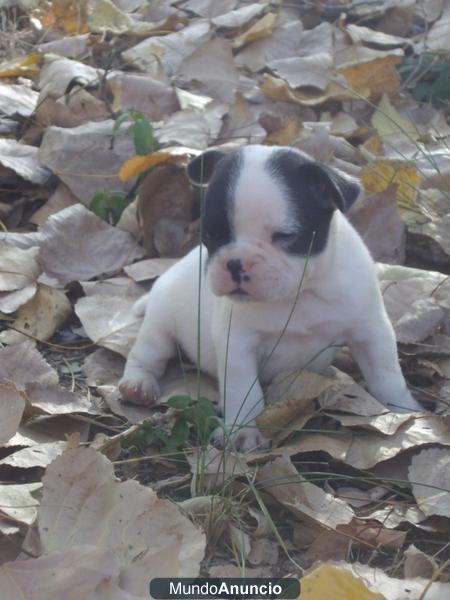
[
  {"xmin": 212, "ymin": 3, "xmax": 266, "ymax": 28},
  {"xmin": 0, "ymin": 341, "xmax": 58, "ymax": 391},
  {"xmin": 26, "ymin": 383, "xmax": 98, "ymax": 415},
  {"xmin": 404, "ymin": 544, "xmax": 437, "ymax": 579},
  {"xmin": 39, "ymin": 447, "xmax": 205, "ymax": 594},
  {"xmin": 0, "ymin": 482, "xmax": 41, "ymax": 525},
  {"xmin": 177, "ymin": 38, "xmax": 239, "ymax": 103},
  {"xmin": 0, "ymin": 382, "xmax": 26, "ymax": 445},
  {"xmin": 30, "ymin": 183, "xmax": 79, "ymax": 225},
  {"xmin": 75, "ymin": 293, "xmax": 142, "ymax": 358},
  {"xmin": 0, "ymin": 83, "xmax": 39, "ymax": 117},
  {"xmin": 0, "ymin": 442, "xmax": 67, "ymax": 469},
  {"xmin": 122, "ymin": 21, "xmax": 211, "ymax": 76},
  {"xmin": 394, "ymin": 297, "xmax": 444, "ymax": 343},
  {"xmin": 0, "ymin": 546, "xmax": 120, "ymax": 600},
  {"xmin": 269, "ymin": 54, "xmax": 333, "ymax": 91},
  {"xmin": 408, "ymin": 447, "xmax": 450, "ymax": 517},
  {"xmin": 38, "ymin": 120, "xmax": 136, "ymax": 203},
  {"xmin": 0, "ymin": 139, "xmax": 51, "ymax": 184},
  {"xmin": 83, "ymin": 349, "xmax": 125, "ymax": 387},
  {"xmin": 348, "ymin": 186, "xmax": 406, "ymax": 264},
  {"xmin": 37, "ymin": 204, "xmax": 143, "ymax": 285},
  {"xmin": 0, "ymin": 284, "xmax": 72, "ymax": 345},
  {"xmin": 157, "ymin": 103, "xmax": 227, "ymax": 149},
  {"xmin": 258, "ymin": 456, "xmax": 354, "ymax": 528},
  {"xmin": 124, "ymin": 258, "xmax": 178, "ymax": 282}
]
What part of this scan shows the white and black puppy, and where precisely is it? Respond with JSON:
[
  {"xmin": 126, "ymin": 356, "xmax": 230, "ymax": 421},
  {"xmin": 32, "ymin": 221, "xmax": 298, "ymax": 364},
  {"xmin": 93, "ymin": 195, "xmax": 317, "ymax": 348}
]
[{"xmin": 119, "ymin": 145, "xmax": 422, "ymax": 451}]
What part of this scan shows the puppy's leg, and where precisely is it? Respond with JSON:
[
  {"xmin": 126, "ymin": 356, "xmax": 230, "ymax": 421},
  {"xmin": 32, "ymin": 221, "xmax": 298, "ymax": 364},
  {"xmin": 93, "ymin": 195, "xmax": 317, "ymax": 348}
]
[
  {"xmin": 119, "ymin": 298, "xmax": 175, "ymax": 406},
  {"xmin": 349, "ymin": 310, "xmax": 422, "ymax": 413},
  {"xmin": 213, "ymin": 341, "xmax": 268, "ymax": 452}
]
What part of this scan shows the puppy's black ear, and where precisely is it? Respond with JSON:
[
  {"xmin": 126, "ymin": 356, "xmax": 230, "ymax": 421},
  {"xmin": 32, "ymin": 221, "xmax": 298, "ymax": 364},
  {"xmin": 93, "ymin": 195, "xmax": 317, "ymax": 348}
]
[
  {"xmin": 299, "ymin": 163, "xmax": 361, "ymax": 213},
  {"xmin": 187, "ymin": 150, "xmax": 226, "ymax": 185}
]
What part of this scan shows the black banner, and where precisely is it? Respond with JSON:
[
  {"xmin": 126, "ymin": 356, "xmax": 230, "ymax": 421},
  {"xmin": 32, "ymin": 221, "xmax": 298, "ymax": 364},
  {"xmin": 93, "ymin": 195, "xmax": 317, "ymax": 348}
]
[{"xmin": 150, "ymin": 578, "xmax": 300, "ymax": 599}]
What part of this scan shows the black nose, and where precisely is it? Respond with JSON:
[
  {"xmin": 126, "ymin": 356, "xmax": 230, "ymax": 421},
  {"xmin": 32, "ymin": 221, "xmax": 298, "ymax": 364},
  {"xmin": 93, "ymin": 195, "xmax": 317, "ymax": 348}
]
[{"xmin": 226, "ymin": 258, "xmax": 242, "ymax": 284}]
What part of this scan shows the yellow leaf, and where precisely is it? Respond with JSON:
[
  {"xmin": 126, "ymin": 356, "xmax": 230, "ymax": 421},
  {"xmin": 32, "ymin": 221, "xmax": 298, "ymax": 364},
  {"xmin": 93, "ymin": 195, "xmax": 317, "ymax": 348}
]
[
  {"xmin": 41, "ymin": 0, "xmax": 89, "ymax": 35},
  {"xmin": 339, "ymin": 55, "xmax": 401, "ymax": 99},
  {"xmin": 232, "ymin": 13, "xmax": 278, "ymax": 48},
  {"xmin": 361, "ymin": 161, "xmax": 421, "ymax": 208},
  {"xmin": 372, "ymin": 93, "xmax": 420, "ymax": 144},
  {"xmin": 118, "ymin": 152, "xmax": 173, "ymax": 182},
  {"xmin": 265, "ymin": 118, "xmax": 302, "ymax": 146},
  {"xmin": 0, "ymin": 54, "xmax": 42, "ymax": 78},
  {"xmin": 260, "ymin": 74, "xmax": 368, "ymax": 107},
  {"xmin": 299, "ymin": 564, "xmax": 384, "ymax": 600}
]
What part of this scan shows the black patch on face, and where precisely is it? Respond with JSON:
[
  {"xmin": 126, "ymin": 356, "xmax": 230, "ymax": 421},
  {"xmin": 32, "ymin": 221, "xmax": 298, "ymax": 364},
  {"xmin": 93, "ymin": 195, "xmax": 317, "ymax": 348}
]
[
  {"xmin": 267, "ymin": 149, "xmax": 360, "ymax": 256},
  {"xmin": 201, "ymin": 151, "xmax": 242, "ymax": 256}
]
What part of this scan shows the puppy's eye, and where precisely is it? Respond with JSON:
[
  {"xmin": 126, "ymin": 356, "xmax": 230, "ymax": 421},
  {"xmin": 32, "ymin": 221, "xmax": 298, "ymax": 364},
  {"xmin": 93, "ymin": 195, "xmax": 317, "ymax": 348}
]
[{"xmin": 272, "ymin": 231, "xmax": 297, "ymax": 244}]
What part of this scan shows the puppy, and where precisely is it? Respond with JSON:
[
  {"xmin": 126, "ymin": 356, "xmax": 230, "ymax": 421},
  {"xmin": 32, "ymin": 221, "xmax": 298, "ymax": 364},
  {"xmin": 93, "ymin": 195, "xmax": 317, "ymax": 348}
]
[{"xmin": 119, "ymin": 145, "xmax": 422, "ymax": 451}]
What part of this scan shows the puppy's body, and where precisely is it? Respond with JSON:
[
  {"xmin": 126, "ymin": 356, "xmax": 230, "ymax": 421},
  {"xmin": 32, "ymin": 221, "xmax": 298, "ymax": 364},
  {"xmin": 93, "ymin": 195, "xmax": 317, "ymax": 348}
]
[{"xmin": 120, "ymin": 145, "xmax": 422, "ymax": 450}]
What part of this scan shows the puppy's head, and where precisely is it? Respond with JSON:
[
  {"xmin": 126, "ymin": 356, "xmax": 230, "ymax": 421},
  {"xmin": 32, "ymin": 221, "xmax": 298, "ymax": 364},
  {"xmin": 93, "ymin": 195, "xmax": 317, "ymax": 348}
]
[{"xmin": 188, "ymin": 145, "xmax": 360, "ymax": 302}]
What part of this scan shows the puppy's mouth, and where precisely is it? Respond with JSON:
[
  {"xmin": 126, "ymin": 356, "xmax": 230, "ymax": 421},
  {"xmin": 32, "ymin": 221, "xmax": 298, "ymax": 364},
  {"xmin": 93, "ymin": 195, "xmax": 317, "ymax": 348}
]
[{"xmin": 229, "ymin": 287, "xmax": 249, "ymax": 297}]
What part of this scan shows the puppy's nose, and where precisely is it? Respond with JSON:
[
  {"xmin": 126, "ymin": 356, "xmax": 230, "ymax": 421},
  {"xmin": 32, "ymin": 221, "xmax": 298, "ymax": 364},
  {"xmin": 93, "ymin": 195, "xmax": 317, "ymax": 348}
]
[{"xmin": 226, "ymin": 258, "xmax": 243, "ymax": 284}]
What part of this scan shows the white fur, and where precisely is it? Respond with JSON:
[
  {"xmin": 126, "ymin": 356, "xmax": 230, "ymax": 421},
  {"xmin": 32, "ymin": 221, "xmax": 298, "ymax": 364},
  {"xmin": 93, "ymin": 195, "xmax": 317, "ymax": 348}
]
[{"xmin": 120, "ymin": 148, "xmax": 422, "ymax": 452}]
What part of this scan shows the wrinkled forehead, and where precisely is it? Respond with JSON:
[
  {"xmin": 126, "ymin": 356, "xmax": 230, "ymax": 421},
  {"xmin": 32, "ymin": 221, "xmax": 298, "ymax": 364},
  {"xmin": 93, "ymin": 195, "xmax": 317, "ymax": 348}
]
[{"xmin": 232, "ymin": 147, "xmax": 292, "ymax": 239}]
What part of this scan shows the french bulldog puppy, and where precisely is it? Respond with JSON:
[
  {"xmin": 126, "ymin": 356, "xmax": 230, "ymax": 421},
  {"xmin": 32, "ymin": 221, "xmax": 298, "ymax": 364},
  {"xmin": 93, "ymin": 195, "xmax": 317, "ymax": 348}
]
[{"xmin": 119, "ymin": 145, "xmax": 422, "ymax": 451}]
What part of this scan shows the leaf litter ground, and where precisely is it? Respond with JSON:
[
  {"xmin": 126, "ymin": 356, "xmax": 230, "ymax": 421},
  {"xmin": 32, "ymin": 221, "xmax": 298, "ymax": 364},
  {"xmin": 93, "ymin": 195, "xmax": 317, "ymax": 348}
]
[{"xmin": 0, "ymin": 0, "xmax": 450, "ymax": 597}]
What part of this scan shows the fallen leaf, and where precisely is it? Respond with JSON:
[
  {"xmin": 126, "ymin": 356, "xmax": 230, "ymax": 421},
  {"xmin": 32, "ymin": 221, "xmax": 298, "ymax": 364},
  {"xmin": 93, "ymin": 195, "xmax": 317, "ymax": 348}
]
[
  {"xmin": 26, "ymin": 383, "xmax": 98, "ymax": 416},
  {"xmin": 124, "ymin": 258, "xmax": 178, "ymax": 282},
  {"xmin": 0, "ymin": 483, "xmax": 41, "ymax": 526},
  {"xmin": 0, "ymin": 442, "xmax": 67, "ymax": 469},
  {"xmin": 347, "ymin": 185, "xmax": 406, "ymax": 263},
  {"xmin": 156, "ymin": 103, "xmax": 227, "ymax": 149},
  {"xmin": 372, "ymin": 94, "xmax": 420, "ymax": 151},
  {"xmin": 0, "ymin": 382, "xmax": 26, "ymax": 445},
  {"xmin": 258, "ymin": 456, "xmax": 354, "ymax": 529},
  {"xmin": 0, "ymin": 341, "xmax": 58, "ymax": 392},
  {"xmin": 269, "ymin": 54, "xmax": 333, "ymax": 91},
  {"xmin": 41, "ymin": 0, "xmax": 89, "ymax": 34},
  {"xmin": 39, "ymin": 447, "xmax": 205, "ymax": 592},
  {"xmin": 83, "ymin": 348, "xmax": 125, "ymax": 387},
  {"xmin": 0, "ymin": 83, "xmax": 39, "ymax": 118},
  {"xmin": 0, "ymin": 139, "xmax": 51, "ymax": 185},
  {"xmin": 38, "ymin": 119, "xmax": 136, "ymax": 203},
  {"xmin": 0, "ymin": 284, "xmax": 72, "ymax": 345},
  {"xmin": 394, "ymin": 297, "xmax": 444, "ymax": 343},
  {"xmin": 232, "ymin": 12, "xmax": 278, "ymax": 49},
  {"xmin": 212, "ymin": 4, "xmax": 266, "ymax": 28},
  {"xmin": 404, "ymin": 544, "xmax": 437, "ymax": 579},
  {"xmin": 122, "ymin": 21, "xmax": 211, "ymax": 76},
  {"xmin": 118, "ymin": 151, "xmax": 173, "ymax": 182},
  {"xmin": 408, "ymin": 447, "xmax": 450, "ymax": 517},
  {"xmin": 361, "ymin": 160, "xmax": 422, "ymax": 208},
  {"xmin": 0, "ymin": 242, "xmax": 40, "ymax": 313},
  {"xmin": 337, "ymin": 49, "xmax": 403, "ymax": 99},
  {"xmin": 37, "ymin": 204, "xmax": 144, "ymax": 285},
  {"xmin": 299, "ymin": 563, "xmax": 384, "ymax": 599},
  {"xmin": 0, "ymin": 54, "xmax": 42, "ymax": 79},
  {"xmin": 137, "ymin": 163, "xmax": 193, "ymax": 257}
]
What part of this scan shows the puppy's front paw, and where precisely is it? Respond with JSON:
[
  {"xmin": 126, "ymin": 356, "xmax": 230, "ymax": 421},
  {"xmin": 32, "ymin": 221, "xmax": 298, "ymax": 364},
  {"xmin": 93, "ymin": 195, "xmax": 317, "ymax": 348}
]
[
  {"xmin": 386, "ymin": 389, "xmax": 423, "ymax": 413},
  {"xmin": 212, "ymin": 423, "xmax": 270, "ymax": 453},
  {"xmin": 119, "ymin": 369, "xmax": 160, "ymax": 406}
]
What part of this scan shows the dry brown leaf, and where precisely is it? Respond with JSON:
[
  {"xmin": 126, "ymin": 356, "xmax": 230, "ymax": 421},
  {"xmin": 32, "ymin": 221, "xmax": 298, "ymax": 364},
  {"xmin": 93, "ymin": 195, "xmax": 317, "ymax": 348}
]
[
  {"xmin": 26, "ymin": 383, "xmax": 97, "ymax": 416},
  {"xmin": 38, "ymin": 447, "xmax": 205, "ymax": 593},
  {"xmin": 0, "ymin": 284, "xmax": 72, "ymax": 345},
  {"xmin": 404, "ymin": 544, "xmax": 437, "ymax": 579},
  {"xmin": 157, "ymin": 103, "xmax": 227, "ymax": 149},
  {"xmin": 184, "ymin": 0, "xmax": 237, "ymax": 18},
  {"xmin": 37, "ymin": 204, "xmax": 143, "ymax": 285},
  {"xmin": 394, "ymin": 297, "xmax": 444, "ymax": 343},
  {"xmin": 347, "ymin": 185, "xmax": 406, "ymax": 264},
  {"xmin": 0, "ymin": 382, "xmax": 26, "ymax": 445},
  {"xmin": 232, "ymin": 12, "xmax": 278, "ymax": 49},
  {"xmin": 257, "ymin": 456, "xmax": 354, "ymax": 529},
  {"xmin": 337, "ymin": 50, "xmax": 403, "ymax": 98},
  {"xmin": 408, "ymin": 447, "xmax": 450, "ymax": 518},
  {"xmin": 0, "ymin": 53, "xmax": 42, "ymax": 79},
  {"xmin": 41, "ymin": 0, "xmax": 89, "ymax": 34},
  {"xmin": 137, "ymin": 163, "xmax": 193, "ymax": 257}
]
